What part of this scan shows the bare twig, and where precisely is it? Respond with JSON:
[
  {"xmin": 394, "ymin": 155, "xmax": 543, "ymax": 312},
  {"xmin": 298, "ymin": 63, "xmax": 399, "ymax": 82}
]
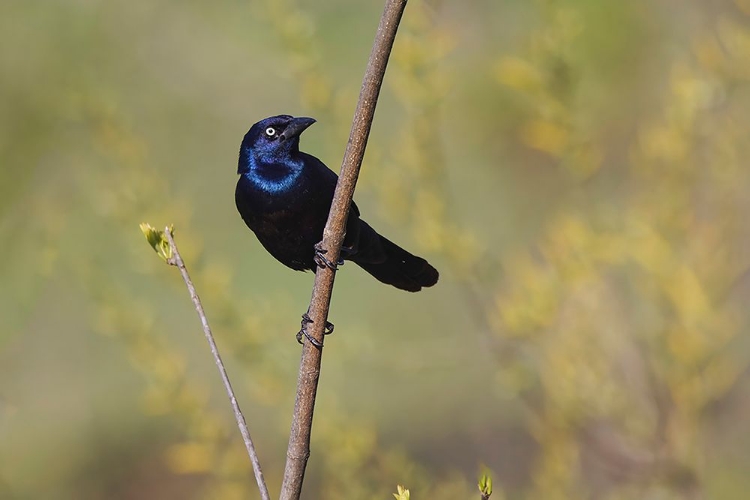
[
  {"xmin": 278, "ymin": 1, "xmax": 408, "ymax": 499},
  {"xmin": 164, "ymin": 227, "xmax": 270, "ymax": 500}
]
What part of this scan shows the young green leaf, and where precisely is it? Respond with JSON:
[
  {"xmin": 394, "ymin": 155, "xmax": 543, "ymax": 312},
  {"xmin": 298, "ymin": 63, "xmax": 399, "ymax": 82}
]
[
  {"xmin": 478, "ymin": 472, "xmax": 493, "ymax": 498},
  {"xmin": 393, "ymin": 484, "xmax": 410, "ymax": 500},
  {"xmin": 140, "ymin": 223, "xmax": 174, "ymax": 262}
]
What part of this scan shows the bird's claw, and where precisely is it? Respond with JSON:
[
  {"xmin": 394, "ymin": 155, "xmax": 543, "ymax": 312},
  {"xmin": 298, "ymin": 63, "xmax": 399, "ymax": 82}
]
[
  {"xmin": 301, "ymin": 312, "xmax": 333, "ymax": 333},
  {"xmin": 313, "ymin": 242, "xmax": 344, "ymax": 271},
  {"xmin": 297, "ymin": 313, "xmax": 334, "ymax": 348},
  {"xmin": 296, "ymin": 327, "xmax": 323, "ymax": 348}
]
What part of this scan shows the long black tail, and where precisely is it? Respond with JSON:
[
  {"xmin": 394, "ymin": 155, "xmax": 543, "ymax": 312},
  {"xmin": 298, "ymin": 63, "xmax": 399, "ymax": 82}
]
[{"xmin": 354, "ymin": 234, "xmax": 439, "ymax": 292}]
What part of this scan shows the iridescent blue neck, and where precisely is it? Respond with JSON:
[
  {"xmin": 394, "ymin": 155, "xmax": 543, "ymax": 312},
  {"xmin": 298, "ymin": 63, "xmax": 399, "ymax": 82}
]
[{"xmin": 240, "ymin": 148, "xmax": 303, "ymax": 194}]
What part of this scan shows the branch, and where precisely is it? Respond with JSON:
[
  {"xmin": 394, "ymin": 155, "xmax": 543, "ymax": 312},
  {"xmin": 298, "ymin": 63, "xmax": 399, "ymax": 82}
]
[
  {"xmin": 278, "ymin": 1, "xmax": 408, "ymax": 499},
  {"xmin": 161, "ymin": 227, "xmax": 271, "ymax": 500}
]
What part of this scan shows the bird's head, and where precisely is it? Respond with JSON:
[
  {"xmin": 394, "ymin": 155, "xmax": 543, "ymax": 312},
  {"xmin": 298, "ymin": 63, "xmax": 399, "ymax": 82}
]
[{"xmin": 238, "ymin": 115, "xmax": 316, "ymax": 173}]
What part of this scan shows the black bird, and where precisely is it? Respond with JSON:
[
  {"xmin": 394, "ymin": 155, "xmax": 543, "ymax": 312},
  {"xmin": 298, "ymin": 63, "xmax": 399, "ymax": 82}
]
[{"xmin": 235, "ymin": 115, "xmax": 439, "ymax": 295}]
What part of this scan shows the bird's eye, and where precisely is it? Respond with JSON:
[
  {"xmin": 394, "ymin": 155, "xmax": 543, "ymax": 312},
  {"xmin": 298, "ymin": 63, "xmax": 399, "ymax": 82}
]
[{"xmin": 265, "ymin": 127, "xmax": 276, "ymax": 137}]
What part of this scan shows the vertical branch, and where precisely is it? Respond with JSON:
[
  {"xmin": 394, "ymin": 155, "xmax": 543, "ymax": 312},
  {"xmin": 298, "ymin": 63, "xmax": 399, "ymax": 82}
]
[
  {"xmin": 278, "ymin": 1, "xmax": 408, "ymax": 499},
  {"xmin": 163, "ymin": 228, "xmax": 271, "ymax": 500}
]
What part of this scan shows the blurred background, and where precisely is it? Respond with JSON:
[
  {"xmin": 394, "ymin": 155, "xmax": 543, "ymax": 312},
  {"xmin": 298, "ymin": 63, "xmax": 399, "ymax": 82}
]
[{"xmin": 2, "ymin": 0, "xmax": 750, "ymax": 498}]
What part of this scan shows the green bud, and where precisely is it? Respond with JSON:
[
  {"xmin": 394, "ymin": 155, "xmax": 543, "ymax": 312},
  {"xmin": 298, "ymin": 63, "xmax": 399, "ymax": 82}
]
[
  {"xmin": 393, "ymin": 484, "xmax": 410, "ymax": 500},
  {"xmin": 140, "ymin": 223, "xmax": 174, "ymax": 262},
  {"xmin": 478, "ymin": 473, "xmax": 493, "ymax": 496}
]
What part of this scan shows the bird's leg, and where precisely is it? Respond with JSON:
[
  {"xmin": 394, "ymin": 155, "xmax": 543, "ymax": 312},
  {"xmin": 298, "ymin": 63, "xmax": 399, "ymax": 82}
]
[
  {"xmin": 313, "ymin": 242, "xmax": 344, "ymax": 270},
  {"xmin": 296, "ymin": 311, "xmax": 334, "ymax": 347}
]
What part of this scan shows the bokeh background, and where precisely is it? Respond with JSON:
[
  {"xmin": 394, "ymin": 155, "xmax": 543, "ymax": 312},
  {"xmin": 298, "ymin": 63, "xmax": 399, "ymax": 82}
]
[{"xmin": 2, "ymin": 0, "xmax": 750, "ymax": 498}]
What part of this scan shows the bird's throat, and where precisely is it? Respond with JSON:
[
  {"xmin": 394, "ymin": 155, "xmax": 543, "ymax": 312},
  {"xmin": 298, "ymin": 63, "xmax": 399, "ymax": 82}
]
[{"xmin": 243, "ymin": 157, "xmax": 302, "ymax": 194}]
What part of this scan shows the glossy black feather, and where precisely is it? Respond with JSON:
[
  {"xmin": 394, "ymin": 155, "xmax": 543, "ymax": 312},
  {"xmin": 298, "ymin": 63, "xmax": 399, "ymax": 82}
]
[{"xmin": 235, "ymin": 115, "xmax": 438, "ymax": 292}]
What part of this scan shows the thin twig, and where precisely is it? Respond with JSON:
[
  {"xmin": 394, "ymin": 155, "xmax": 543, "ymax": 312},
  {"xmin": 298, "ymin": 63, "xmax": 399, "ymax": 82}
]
[
  {"xmin": 278, "ymin": 1, "xmax": 408, "ymax": 499},
  {"xmin": 164, "ymin": 227, "xmax": 271, "ymax": 500}
]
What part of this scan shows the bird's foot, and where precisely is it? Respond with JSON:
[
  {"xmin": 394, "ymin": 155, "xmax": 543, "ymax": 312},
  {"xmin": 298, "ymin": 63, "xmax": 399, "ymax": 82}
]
[
  {"xmin": 296, "ymin": 312, "xmax": 334, "ymax": 348},
  {"xmin": 300, "ymin": 313, "xmax": 334, "ymax": 335},
  {"xmin": 313, "ymin": 242, "xmax": 344, "ymax": 271}
]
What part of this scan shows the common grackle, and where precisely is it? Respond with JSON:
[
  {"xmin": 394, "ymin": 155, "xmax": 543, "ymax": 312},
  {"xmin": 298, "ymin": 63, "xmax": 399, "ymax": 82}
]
[{"xmin": 235, "ymin": 115, "xmax": 439, "ymax": 294}]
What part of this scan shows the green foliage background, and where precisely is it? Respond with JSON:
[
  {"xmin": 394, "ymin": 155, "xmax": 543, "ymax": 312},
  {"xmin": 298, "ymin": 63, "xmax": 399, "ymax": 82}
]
[{"xmin": 2, "ymin": 0, "xmax": 750, "ymax": 498}]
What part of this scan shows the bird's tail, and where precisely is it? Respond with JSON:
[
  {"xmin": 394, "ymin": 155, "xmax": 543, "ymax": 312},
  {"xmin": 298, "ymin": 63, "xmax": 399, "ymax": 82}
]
[{"xmin": 354, "ymin": 235, "xmax": 439, "ymax": 292}]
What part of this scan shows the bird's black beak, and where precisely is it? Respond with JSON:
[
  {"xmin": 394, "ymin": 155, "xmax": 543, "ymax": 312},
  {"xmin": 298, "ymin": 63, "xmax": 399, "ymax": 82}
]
[{"xmin": 280, "ymin": 117, "xmax": 316, "ymax": 142}]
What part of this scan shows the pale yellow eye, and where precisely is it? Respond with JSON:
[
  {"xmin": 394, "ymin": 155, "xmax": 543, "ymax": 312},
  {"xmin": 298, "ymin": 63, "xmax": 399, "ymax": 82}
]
[{"xmin": 265, "ymin": 127, "xmax": 276, "ymax": 137}]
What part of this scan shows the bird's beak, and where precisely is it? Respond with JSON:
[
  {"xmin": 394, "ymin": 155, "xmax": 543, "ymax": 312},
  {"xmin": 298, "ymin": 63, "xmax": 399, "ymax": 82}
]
[{"xmin": 280, "ymin": 117, "xmax": 316, "ymax": 142}]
